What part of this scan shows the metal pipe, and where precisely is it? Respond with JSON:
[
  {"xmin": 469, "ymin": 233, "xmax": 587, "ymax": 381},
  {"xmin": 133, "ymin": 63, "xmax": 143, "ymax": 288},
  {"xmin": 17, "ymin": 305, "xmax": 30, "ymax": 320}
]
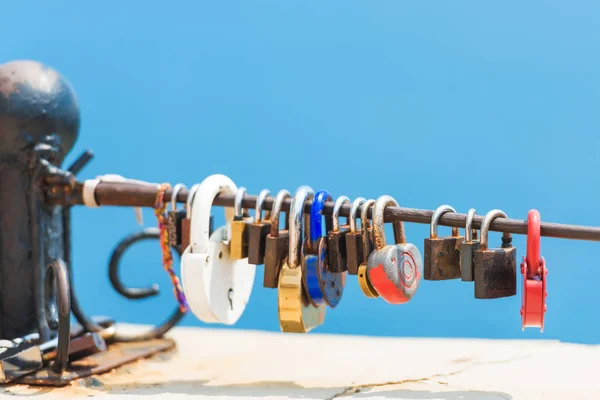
[{"xmin": 47, "ymin": 181, "xmax": 600, "ymax": 242}]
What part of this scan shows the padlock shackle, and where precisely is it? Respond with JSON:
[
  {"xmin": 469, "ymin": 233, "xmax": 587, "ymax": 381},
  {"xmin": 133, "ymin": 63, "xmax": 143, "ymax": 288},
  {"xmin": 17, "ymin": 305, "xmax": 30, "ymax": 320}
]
[
  {"xmin": 480, "ymin": 209, "xmax": 509, "ymax": 251},
  {"xmin": 254, "ymin": 189, "xmax": 271, "ymax": 223},
  {"xmin": 170, "ymin": 183, "xmax": 187, "ymax": 212},
  {"xmin": 465, "ymin": 208, "xmax": 477, "ymax": 242},
  {"xmin": 185, "ymin": 183, "xmax": 201, "ymax": 218},
  {"xmin": 430, "ymin": 205, "xmax": 458, "ymax": 238},
  {"xmin": 361, "ymin": 199, "xmax": 376, "ymax": 256},
  {"xmin": 373, "ymin": 195, "xmax": 406, "ymax": 250},
  {"xmin": 234, "ymin": 187, "xmax": 247, "ymax": 218},
  {"xmin": 332, "ymin": 196, "xmax": 350, "ymax": 232},
  {"xmin": 526, "ymin": 209, "xmax": 541, "ymax": 276},
  {"xmin": 269, "ymin": 189, "xmax": 291, "ymax": 237},
  {"xmin": 310, "ymin": 190, "xmax": 333, "ymax": 242},
  {"xmin": 189, "ymin": 174, "xmax": 237, "ymax": 254},
  {"xmin": 349, "ymin": 197, "xmax": 366, "ymax": 233},
  {"xmin": 288, "ymin": 186, "xmax": 314, "ymax": 269}
]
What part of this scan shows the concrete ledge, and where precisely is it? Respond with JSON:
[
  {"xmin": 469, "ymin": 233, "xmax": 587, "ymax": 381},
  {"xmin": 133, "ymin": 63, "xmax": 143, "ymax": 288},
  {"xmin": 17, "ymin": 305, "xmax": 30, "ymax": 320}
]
[{"xmin": 2, "ymin": 325, "xmax": 598, "ymax": 399}]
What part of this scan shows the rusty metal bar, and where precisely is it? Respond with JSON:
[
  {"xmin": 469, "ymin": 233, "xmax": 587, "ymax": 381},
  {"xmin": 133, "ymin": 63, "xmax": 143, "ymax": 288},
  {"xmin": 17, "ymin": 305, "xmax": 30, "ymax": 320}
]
[{"xmin": 47, "ymin": 181, "xmax": 600, "ymax": 242}]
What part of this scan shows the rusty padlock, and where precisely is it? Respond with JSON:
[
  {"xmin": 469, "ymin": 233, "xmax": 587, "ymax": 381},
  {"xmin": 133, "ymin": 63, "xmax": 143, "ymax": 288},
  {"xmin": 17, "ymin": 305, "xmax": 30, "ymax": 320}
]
[
  {"xmin": 181, "ymin": 183, "xmax": 200, "ymax": 251},
  {"xmin": 327, "ymin": 196, "xmax": 350, "ymax": 273},
  {"xmin": 367, "ymin": 195, "xmax": 423, "ymax": 304},
  {"xmin": 424, "ymin": 205, "xmax": 463, "ymax": 280},
  {"xmin": 230, "ymin": 187, "xmax": 252, "ymax": 260},
  {"xmin": 264, "ymin": 189, "xmax": 291, "ymax": 288},
  {"xmin": 460, "ymin": 208, "xmax": 480, "ymax": 282},
  {"xmin": 473, "ymin": 209, "xmax": 517, "ymax": 299},
  {"xmin": 248, "ymin": 189, "xmax": 272, "ymax": 265},
  {"xmin": 345, "ymin": 197, "xmax": 366, "ymax": 275},
  {"xmin": 167, "ymin": 183, "xmax": 187, "ymax": 248},
  {"xmin": 357, "ymin": 199, "xmax": 378, "ymax": 298}
]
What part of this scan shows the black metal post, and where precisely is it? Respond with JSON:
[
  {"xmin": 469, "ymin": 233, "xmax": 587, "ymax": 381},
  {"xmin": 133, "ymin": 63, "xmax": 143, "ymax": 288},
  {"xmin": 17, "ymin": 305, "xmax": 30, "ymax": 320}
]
[{"xmin": 0, "ymin": 60, "xmax": 80, "ymax": 339}]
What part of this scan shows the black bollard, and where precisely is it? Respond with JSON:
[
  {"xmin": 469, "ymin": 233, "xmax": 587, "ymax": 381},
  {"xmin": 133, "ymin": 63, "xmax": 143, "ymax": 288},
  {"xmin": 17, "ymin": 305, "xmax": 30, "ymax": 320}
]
[{"xmin": 0, "ymin": 60, "xmax": 80, "ymax": 340}]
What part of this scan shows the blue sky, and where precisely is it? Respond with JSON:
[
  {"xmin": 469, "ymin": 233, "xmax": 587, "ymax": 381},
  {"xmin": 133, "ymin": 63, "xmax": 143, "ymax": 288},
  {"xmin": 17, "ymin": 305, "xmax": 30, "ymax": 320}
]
[{"xmin": 3, "ymin": 1, "xmax": 599, "ymax": 343}]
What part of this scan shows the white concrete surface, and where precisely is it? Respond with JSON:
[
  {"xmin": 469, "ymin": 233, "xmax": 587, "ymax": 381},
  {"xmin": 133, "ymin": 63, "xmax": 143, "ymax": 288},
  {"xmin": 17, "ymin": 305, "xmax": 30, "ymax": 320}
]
[{"xmin": 2, "ymin": 325, "xmax": 598, "ymax": 399}]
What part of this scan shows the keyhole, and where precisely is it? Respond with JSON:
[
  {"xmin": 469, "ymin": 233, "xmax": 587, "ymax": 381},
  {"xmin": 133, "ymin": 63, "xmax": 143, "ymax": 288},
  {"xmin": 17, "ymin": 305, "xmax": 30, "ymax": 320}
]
[{"xmin": 228, "ymin": 288, "xmax": 233, "ymax": 310}]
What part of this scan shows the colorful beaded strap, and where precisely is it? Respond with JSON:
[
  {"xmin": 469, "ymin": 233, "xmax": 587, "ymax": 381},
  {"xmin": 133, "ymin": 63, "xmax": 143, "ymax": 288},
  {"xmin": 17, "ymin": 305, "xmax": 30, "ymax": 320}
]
[{"xmin": 154, "ymin": 183, "xmax": 189, "ymax": 312}]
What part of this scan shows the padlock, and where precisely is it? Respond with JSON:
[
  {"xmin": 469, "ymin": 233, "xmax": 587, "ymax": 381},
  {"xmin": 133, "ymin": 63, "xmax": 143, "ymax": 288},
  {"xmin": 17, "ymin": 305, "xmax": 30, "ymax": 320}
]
[
  {"xmin": 181, "ymin": 183, "xmax": 200, "ymax": 251},
  {"xmin": 360, "ymin": 198, "xmax": 376, "ymax": 259},
  {"xmin": 264, "ymin": 189, "xmax": 291, "ymax": 288},
  {"xmin": 460, "ymin": 208, "xmax": 480, "ymax": 282},
  {"xmin": 327, "ymin": 196, "xmax": 350, "ymax": 273},
  {"xmin": 181, "ymin": 174, "xmax": 256, "ymax": 324},
  {"xmin": 345, "ymin": 197, "xmax": 366, "ymax": 275},
  {"xmin": 278, "ymin": 186, "xmax": 326, "ymax": 333},
  {"xmin": 424, "ymin": 205, "xmax": 464, "ymax": 280},
  {"xmin": 303, "ymin": 190, "xmax": 345, "ymax": 308},
  {"xmin": 167, "ymin": 183, "xmax": 187, "ymax": 248},
  {"xmin": 358, "ymin": 199, "xmax": 379, "ymax": 298},
  {"xmin": 230, "ymin": 187, "xmax": 252, "ymax": 260},
  {"xmin": 521, "ymin": 209, "xmax": 547, "ymax": 332},
  {"xmin": 303, "ymin": 190, "xmax": 332, "ymax": 306},
  {"xmin": 248, "ymin": 189, "xmax": 272, "ymax": 265},
  {"xmin": 473, "ymin": 209, "xmax": 517, "ymax": 299},
  {"xmin": 367, "ymin": 195, "xmax": 423, "ymax": 304}
]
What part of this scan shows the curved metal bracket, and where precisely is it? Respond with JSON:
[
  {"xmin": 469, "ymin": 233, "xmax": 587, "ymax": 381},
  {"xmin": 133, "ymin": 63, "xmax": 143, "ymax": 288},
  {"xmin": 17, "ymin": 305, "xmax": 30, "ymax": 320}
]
[
  {"xmin": 107, "ymin": 228, "xmax": 184, "ymax": 341},
  {"xmin": 44, "ymin": 259, "xmax": 71, "ymax": 374}
]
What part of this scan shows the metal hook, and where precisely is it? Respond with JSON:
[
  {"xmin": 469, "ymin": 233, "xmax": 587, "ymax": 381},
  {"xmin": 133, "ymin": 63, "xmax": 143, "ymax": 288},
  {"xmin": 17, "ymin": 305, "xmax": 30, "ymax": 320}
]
[
  {"xmin": 109, "ymin": 229, "xmax": 160, "ymax": 299},
  {"xmin": 44, "ymin": 259, "xmax": 71, "ymax": 374},
  {"xmin": 107, "ymin": 228, "xmax": 185, "ymax": 342}
]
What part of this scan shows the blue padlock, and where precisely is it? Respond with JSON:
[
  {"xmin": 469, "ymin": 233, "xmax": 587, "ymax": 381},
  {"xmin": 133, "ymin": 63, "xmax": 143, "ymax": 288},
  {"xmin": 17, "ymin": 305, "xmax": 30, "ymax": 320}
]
[{"xmin": 303, "ymin": 190, "xmax": 346, "ymax": 308}]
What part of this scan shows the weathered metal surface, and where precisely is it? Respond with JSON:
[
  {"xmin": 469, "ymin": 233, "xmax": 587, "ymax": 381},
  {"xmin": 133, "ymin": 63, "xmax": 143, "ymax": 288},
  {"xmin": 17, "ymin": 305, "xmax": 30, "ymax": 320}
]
[
  {"xmin": 46, "ymin": 182, "xmax": 600, "ymax": 242},
  {"xmin": 424, "ymin": 205, "xmax": 463, "ymax": 281},
  {"xmin": 345, "ymin": 232, "xmax": 364, "ymax": 275},
  {"xmin": 43, "ymin": 259, "xmax": 71, "ymax": 374},
  {"xmin": 247, "ymin": 189, "xmax": 271, "ymax": 265},
  {"xmin": 460, "ymin": 208, "xmax": 479, "ymax": 282},
  {"xmin": 473, "ymin": 248, "xmax": 517, "ymax": 299},
  {"xmin": 327, "ymin": 196, "xmax": 350, "ymax": 274},
  {"xmin": 367, "ymin": 196, "xmax": 422, "ymax": 305},
  {"xmin": 248, "ymin": 222, "xmax": 270, "ymax": 266},
  {"xmin": 473, "ymin": 210, "xmax": 517, "ymax": 299},
  {"xmin": 460, "ymin": 240, "xmax": 480, "ymax": 282},
  {"xmin": 423, "ymin": 237, "xmax": 463, "ymax": 280},
  {"xmin": 327, "ymin": 227, "xmax": 348, "ymax": 273},
  {"xmin": 357, "ymin": 264, "xmax": 378, "ymax": 298},
  {"xmin": 0, "ymin": 60, "xmax": 79, "ymax": 340},
  {"xmin": 264, "ymin": 233, "xmax": 289, "ymax": 288},
  {"xmin": 17, "ymin": 338, "xmax": 175, "ymax": 387},
  {"xmin": 263, "ymin": 190, "xmax": 290, "ymax": 288},
  {"xmin": 0, "ymin": 340, "xmax": 43, "ymax": 384}
]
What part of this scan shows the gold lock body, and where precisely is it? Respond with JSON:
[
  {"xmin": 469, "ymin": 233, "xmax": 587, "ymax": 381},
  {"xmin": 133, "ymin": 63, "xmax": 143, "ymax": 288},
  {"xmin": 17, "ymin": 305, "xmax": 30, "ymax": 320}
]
[{"xmin": 277, "ymin": 262, "xmax": 325, "ymax": 333}]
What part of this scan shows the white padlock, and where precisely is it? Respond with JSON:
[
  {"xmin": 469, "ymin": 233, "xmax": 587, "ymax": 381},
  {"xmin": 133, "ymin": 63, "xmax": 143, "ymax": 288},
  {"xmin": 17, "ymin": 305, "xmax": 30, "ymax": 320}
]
[{"xmin": 180, "ymin": 174, "xmax": 256, "ymax": 325}]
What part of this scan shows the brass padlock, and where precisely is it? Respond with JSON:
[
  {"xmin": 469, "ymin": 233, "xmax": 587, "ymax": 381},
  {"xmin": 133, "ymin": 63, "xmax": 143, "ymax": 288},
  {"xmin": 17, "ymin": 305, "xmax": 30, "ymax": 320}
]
[
  {"xmin": 264, "ymin": 190, "xmax": 291, "ymax": 288},
  {"xmin": 230, "ymin": 187, "xmax": 252, "ymax": 260},
  {"xmin": 460, "ymin": 208, "xmax": 480, "ymax": 282},
  {"xmin": 248, "ymin": 189, "xmax": 272, "ymax": 265},
  {"xmin": 181, "ymin": 183, "xmax": 200, "ymax": 251},
  {"xmin": 167, "ymin": 183, "xmax": 187, "ymax": 248},
  {"xmin": 424, "ymin": 205, "xmax": 463, "ymax": 280},
  {"xmin": 278, "ymin": 186, "xmax": 326, "ymax": 333},
  {"xmin": 345, "ymin": 197, "xmax": 366, "ymax": 275},
  {"xmin": 357, "ymin": 199, "xmax": 378, "ymax": 298},
  {"xmin": 473, "ymin": 209, "xmax": 517, "ymax": 299},
  {"xmin": 327, "ymin": 196, "xmax": 350, "ymax": 273}
]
